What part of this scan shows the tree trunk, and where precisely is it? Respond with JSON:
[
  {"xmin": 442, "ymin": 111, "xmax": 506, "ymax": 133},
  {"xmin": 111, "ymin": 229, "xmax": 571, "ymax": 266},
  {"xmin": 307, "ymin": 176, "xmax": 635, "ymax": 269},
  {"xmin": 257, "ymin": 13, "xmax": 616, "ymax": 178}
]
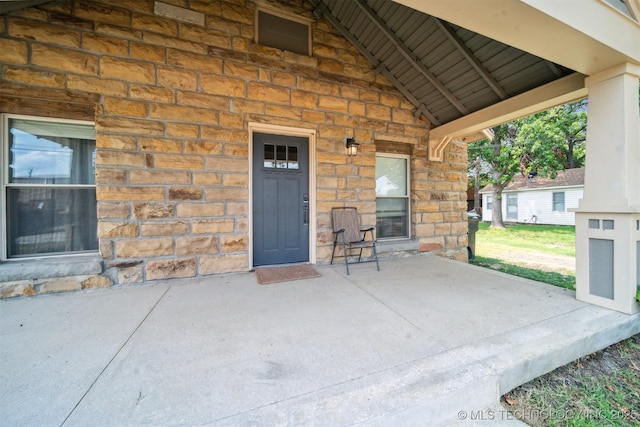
[{"xmin": 491, "ymin": 188, "xmax": 506, "ymax": 229}]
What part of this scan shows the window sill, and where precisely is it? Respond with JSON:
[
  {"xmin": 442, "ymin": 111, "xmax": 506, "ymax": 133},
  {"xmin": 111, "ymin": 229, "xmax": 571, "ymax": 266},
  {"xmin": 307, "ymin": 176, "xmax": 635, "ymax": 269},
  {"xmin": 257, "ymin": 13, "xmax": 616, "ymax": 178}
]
[
  {"xmin": 376, "ymin": 239, "xmax": 419, "ymax": 254},
  {"xmin": 0, "ymin": 253, "xmax": 102, "ymax": 282}
]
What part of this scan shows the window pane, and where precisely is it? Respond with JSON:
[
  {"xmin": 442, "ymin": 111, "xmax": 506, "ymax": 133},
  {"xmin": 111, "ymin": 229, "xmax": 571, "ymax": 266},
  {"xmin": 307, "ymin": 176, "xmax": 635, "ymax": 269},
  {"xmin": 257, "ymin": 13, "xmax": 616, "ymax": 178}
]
[
  {"xmin": 276, "ymin": 145, "xmax": 287, "ymax": 168},
  {"xmin": 8, "ymin": 119, "xmax": 95, "ymax": 185},
  {"xmin": 6, "ymin": 188, "xmax": 98, "ymax": 257},
  {"xmin": 376, "ymin": 198, "xmax": 408, "ymax": 238},
  {"xmin": 263, "ymin": 144, "xmax": 275, "ymax": 168},
  {"xmin": 376, "ymin": 157, "xmax": 407, "ymax": 197},
  {"xmin": 288, "ymin": 146, "xmax": 298, "ymax": 169}
]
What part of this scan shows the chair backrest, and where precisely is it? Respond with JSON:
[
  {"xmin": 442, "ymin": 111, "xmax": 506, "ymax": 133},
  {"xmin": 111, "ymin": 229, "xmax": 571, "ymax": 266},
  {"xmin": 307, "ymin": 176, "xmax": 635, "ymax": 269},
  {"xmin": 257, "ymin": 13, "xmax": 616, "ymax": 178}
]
[{"xmin": 332, "ymin": 207, "xmax": 361, "ymax": 243}]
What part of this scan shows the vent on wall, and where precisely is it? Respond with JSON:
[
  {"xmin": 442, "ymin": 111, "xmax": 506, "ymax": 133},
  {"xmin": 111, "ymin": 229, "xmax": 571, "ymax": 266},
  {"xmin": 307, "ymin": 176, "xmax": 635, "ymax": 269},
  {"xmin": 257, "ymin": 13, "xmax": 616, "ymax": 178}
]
[{"xmin": 256, "ymin": 9, "xmax": 311, "ymax": 56}]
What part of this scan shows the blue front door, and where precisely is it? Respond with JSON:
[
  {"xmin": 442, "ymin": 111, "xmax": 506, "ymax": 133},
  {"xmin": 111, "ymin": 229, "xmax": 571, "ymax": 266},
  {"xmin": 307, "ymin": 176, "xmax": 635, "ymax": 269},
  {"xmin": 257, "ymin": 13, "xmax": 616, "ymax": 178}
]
[{"xmin": 252, "ymin": 133, "xmax": 309, "ymax": 266}]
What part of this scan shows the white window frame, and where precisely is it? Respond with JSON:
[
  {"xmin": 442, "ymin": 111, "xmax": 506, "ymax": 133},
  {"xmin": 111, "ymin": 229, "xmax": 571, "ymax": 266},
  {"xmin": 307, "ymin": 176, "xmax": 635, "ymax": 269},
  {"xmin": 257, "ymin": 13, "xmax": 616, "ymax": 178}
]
[
  {"xmin": 486, "ymin": 195, "xmax": 493, "ymax": 210},
  {"xmin": 1, "ymin": 113, "xmax": 97, "ymax": 260},
  {"xmin": 375, "ymin": 153, "xmax": 411, "ymax": 240},
  {"xmin": 552, "ymin": 191, "xmax": 565, "ymax": 212}
]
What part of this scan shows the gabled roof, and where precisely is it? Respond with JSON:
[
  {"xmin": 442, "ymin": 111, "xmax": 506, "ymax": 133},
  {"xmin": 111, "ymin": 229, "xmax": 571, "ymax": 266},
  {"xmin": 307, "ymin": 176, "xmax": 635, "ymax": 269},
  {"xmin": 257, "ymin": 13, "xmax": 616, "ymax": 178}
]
[
  {"xmin": 310, "ymin": 0, "xmax": 574, "ymax": 127},
  {"xmin": 480, "ymin": 168, "xmax": 585, "ymax": 194}
]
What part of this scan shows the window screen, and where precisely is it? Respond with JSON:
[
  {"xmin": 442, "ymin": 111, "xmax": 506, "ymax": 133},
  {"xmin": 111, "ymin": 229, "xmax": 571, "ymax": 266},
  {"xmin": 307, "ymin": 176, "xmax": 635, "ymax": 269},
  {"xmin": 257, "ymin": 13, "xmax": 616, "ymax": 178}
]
[{"xmin": 257, "ymin": 10, "xmax": 310, "ymax": 55}]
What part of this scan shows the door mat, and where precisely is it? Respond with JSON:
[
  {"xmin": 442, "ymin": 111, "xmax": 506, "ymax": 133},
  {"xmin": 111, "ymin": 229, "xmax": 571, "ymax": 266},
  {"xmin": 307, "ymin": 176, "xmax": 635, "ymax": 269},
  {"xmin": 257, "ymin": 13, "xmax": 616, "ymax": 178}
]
[{"xmin": 255, "ymin": 265, "xmax": 321, "ymax": 285}]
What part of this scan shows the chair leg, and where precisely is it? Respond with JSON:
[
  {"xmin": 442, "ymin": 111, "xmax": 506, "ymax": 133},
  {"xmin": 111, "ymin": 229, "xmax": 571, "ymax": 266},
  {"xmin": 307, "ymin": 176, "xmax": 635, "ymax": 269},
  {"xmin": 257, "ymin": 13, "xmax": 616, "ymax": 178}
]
[
  {"xmin": 331, "ymin": 241, "xmax": 337, "ymax": 265},
  {"xmin": 373, "ymin": 244, "xmax": 380, "ymax": 271},
  {"xmin": 357, "ymin": 248, "xmax": 363, "ymax": 263},
  {"xmin": 342, "ymin": 241, "xmax": 349, "ymax": 275}
]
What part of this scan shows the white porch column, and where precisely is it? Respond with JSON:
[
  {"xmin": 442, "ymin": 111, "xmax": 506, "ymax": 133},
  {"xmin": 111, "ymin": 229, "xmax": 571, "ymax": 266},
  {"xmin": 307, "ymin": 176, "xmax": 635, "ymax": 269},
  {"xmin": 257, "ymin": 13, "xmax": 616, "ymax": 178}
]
[{"xmin": 575, "ymin": 63, "xmax": 640, "ymax": 314}]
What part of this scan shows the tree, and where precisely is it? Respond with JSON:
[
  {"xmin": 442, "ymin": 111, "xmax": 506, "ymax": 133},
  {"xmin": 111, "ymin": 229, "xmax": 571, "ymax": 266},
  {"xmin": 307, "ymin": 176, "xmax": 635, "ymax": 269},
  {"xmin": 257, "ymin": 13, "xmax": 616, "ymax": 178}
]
[{"xmin": 468, "ymin": 100, "xmax": 588, "ymax": 228}]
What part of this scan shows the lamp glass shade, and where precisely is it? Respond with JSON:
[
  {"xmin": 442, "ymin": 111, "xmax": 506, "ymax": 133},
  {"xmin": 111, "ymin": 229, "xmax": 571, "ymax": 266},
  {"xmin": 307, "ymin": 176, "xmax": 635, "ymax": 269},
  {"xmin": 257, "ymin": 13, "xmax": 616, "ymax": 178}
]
[{"xmin": 346, "ymin": 138, "xmax": 359, "ymax": 156}]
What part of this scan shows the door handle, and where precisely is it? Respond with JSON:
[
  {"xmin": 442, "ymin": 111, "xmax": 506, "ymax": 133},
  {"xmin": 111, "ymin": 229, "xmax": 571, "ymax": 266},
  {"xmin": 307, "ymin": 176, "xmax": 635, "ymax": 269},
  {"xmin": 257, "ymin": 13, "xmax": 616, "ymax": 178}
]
[{"xmin": 303, "ymin": 193, "xmax": 309, "ymax": 225}]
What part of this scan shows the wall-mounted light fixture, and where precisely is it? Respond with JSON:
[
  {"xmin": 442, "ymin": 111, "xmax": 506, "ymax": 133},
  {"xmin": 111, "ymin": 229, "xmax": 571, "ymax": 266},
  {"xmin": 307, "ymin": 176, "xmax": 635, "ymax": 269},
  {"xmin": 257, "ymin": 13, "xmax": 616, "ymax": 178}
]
[{"xmin": 345, "ymin": 137, "xmax": 360, "ymax": 156}]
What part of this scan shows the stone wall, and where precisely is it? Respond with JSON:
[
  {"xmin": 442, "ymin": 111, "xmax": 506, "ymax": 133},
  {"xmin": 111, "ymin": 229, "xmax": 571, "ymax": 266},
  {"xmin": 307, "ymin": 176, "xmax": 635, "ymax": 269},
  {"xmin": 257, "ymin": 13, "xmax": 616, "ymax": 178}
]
[{"xmin": 0, "ymin": 0, "xmax": 468, "ymax": 293}]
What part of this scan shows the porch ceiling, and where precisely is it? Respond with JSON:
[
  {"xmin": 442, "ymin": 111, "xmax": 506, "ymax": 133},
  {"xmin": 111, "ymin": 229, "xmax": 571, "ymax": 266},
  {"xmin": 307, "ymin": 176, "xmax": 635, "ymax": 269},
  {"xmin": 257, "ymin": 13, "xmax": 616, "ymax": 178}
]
[{"xmin": 310, "ymin": 0, "xmax": 576, "ymax": 128}]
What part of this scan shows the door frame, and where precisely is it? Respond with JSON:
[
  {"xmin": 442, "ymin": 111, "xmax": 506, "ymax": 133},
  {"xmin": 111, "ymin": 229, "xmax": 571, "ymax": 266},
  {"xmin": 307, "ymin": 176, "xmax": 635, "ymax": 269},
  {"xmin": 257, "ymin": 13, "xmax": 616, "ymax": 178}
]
[{"xmin": 248, "ymin": 123, "xmax": 316, "ymax": 269}]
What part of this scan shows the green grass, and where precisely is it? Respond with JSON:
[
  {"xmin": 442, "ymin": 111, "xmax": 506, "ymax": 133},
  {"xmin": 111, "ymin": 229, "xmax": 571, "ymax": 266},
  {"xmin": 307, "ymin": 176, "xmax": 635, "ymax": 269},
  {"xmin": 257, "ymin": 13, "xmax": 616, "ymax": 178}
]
[
  {"xmin": 470, "ymin": 222, "xmax": 576, "ymax": 289},
  {"xmin": 471, "ymin": 255, "xmax": 576, "ymax": 290},
  {"xmin": 477, "ymin": 222, "xmax": 575, "ymax": 257},
  {"xmin": 503, "ymin": 335, "xmax": 640, "ymax": 426}
]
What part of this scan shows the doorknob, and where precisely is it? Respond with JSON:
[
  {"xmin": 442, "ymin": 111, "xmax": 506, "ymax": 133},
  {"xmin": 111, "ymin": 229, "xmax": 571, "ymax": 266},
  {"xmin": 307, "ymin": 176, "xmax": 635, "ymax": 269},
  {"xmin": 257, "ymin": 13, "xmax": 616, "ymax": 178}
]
[{"xmin": 303, "ymin": 193, "xmax": 309, "ymax": 225}]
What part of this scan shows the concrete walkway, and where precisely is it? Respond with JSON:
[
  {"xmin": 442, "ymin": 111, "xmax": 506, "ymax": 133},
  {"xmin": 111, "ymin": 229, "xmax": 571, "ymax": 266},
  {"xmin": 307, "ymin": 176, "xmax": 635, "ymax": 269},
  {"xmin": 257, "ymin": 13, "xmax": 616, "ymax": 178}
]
[{"xmin": 2, "ymin": 255, "xmax": 639, "ymax": 426}]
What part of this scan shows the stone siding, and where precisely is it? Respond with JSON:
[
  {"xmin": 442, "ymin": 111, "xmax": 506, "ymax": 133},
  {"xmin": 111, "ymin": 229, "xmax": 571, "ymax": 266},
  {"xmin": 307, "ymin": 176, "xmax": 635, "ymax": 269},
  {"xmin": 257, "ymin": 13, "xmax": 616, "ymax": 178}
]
[{"xmin": 0, "ymin": 0, "xmax": 468, "ymax": 293}]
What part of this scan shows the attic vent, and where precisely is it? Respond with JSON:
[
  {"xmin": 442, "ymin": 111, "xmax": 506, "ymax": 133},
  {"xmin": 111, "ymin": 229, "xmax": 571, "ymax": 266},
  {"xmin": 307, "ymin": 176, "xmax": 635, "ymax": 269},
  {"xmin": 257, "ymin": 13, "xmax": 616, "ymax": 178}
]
[{"xmin": 256, "ymin": 9, "xmax": 311, "ymax": 55}]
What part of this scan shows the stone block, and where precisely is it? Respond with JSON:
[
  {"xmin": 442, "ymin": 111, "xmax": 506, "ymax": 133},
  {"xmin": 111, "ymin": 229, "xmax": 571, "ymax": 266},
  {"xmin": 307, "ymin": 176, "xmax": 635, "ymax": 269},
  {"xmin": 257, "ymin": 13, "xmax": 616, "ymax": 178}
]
[
  {"xmin": 9, "ymin": 18, "xmax": 80, "ymax": 48},
  {"xmin": 82, "ymin": 33, "xmax": 129, "ymax": 56},
  {"xmin": 205, "ymin": 188, "xmax": 248, "ymax": 201},
  {"xmin": 100, "ymin": 241, "xmax": 114, "ymax": 259},
  {"xmin": 130, "ymin": 84, "xmax": 175, "ymax": 102},
  {"xmin": 97, "ymin": 202, "xmax": 130, "ymax": 219},
  {"xmin": 185, "ymin": 141, "xmax": 223, "ymax": 155},
  {"xmin": 176, "ymin": 236, "xmax": 219, "ymax": 255},
  {"xmin": 154, "ymin": 154, "xmax": 205, "ymax": 170},
  {"xmin": 180, "ymin": 23, "xmax": 231, "ymax": 49},
  {"xmin": 222, "ymin": 173, "xmax": 248, "ymax": 187},
  {"xmin": 104, "ymin": 98, "xmax": 147, "ymax": 117},
  {"xmin": 134, "ymin": 203, "xmax": 175, "ymax": 219},
  {"xmin": 67, "ymin": 75, "xmax": 128, "ymax": 96},
  {"xmin": 95, "ymin": 151, "xmax": 145, "ymax": 167},
  {"xmin": 150, "ymin": 103, "xmax": 218, "ymax": 124},
  {"xmin": 0, "ymin": 38, "xmax": 27, "ymax": 64},
  {"xmin": 146, "ymin": 258, "xmax": 196, "ymax": 280},
  {"xmin": 129, "ymin": 170, "xmax": 190, "ymax": 185},
  {"xmin": 176, "ymin": 202, "xmax": 225, "ymax": 218},
  {"xmin": 131, "ymin": 42, "xmax": 165, "ymax": 62},
  {"xmin": 199, "ymin": 254, "xmax": 247, "ymax": 275},
  {"xmin": 4, "ymin": 66, "xmax": 65, "ymax": 88},
  {"xmin": 97, "ymin": 135, "xmax": 137, "ymax": 150},
  {"xmin": 419, "ymin": 242, "xmax": 444, "ymax": 252},
  {"xmin": 169, "ymin": 187, "xmax": 203, "ymax": 200},
  {"xmin": 139, "ymin": 137, "xmax": 182, "ymax": 153},
  {"xmin": 223, "ymin": 144, "xmax": 248, "ymax": 158},
  {"xmin": 266, "ymin": 104, "xmax": 302, "ymax": 120},
  {"xmin": 177, "ymin": 91, "xmax": 228, "ymax": 110},
  {"xmin": 166, "ymin": 123, "xmax": 199, "ymax": 138},
  {"xmin": 366, "ymin": 104, "xmax": 391, "ymax": 121},
  {"xmin": 167, "ymin": 48, "xmax": 223, "ymax": 74},
  {"xmin": 192, "ymin": 219, "xmax": 235, "ymax": 234},
  {"xmin": 133, "ymin": 11, "xmax": 178, "ymax": 36},
  {"xmin": 101, "ymin": 57, "xmax": 155, "ymax": 84},
  {"xmin": 0, "ymin": 281, "xmax": 35, "ymax": 298},
  {"xmin": 298, "ymin": 77, "xmax": 340, "ymax": 95},
  {"xmin": 141, "ymin": 221, "xmax": 189, "ymax": 236},
  {"xmin": 31, "ymin": 44, "xmax": 98, "ymax": 75},
  {"xmin": 226, "ymin": 202, "xmax": 247, "ymax": 216},
  {"xmin": 221, "ymin": 234, "xmax": 248, "ymax": 252},
  {"xmin": 248, "ymin": 82, "xmax": 290, "ymax": 103},
  {"xmin": 97, "ymin": 186, "xmax": 165, "ymax": 201},
  {"xmin": 158, "ymin": 67, "xmax": 198, "ymax": 90},
  {"xmin": 201, "ymin": 74, "xmax": 246, "ymax": 96},
  {"xmin": 38, "ymin": 277, "xmax": 82, "ymax": 294},
  {"xmin": 95, "ymin": 168, "xmax": 126, "ymax": 184},
  {"xmin": 200, "ymin": 129, "xmax": 246, "ymax": 143},
  {"xmin": 98, "ymin": 221, "xmax": 139, "ymax": 238},
  {"xmin": 318, "ymin": 96, "xmax": 348, "ymax": 112},
  {"xmin": 193, "ymin": 172, "xmax": 223, "ymax": 186},
  {"xmin": 302, "ymin": 110, "xmax": 326, "ymax": 123},
  {"xmin": 117, "ymin": 265, "xmax": 144, "ymax": 284},
  {"xmin": 81, "ymin": 275, "xmax": 113, "ymax": 289},
  {"xmin": 116, "ymin": 238, "xmax": 174, "ymax": 258},
  {"xmin": 219, "ymin": 112, "xmax": 243, "ymax": 129},
  {"xmin": 75, "ymin": 1, "xmax": 131, "ymax": 26},
  {"xmin": 206, "ymin": 158, "xmax": 248, "ymax": 173},
  {"xmin": 96, "ymin": 117, "xmax": 164, "ymax": 135}
]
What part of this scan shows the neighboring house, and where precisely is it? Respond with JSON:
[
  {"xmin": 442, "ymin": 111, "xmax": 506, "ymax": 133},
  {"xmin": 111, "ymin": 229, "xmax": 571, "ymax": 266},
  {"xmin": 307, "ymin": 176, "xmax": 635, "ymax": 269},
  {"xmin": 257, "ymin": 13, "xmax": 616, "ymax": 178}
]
[{"xmin": 480, "ymin": 168, "xmax": 584, "ymax": 226}]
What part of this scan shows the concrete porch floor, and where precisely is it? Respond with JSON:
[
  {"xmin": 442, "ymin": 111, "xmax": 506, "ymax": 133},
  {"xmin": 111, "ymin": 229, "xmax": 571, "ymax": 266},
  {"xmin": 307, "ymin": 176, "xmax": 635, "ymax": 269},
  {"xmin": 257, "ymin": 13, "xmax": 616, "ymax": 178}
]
[{"xmin": 2, "ymin": 255, "xmax": 639, "ymax": 426}]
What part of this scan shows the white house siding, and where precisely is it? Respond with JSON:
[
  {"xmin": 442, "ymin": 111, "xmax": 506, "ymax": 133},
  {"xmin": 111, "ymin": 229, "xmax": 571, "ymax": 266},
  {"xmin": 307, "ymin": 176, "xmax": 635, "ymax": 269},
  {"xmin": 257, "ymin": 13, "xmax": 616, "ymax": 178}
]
[{"xmin": 481, "ymin": 187, "xmax": 583, "ymax": 225}]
